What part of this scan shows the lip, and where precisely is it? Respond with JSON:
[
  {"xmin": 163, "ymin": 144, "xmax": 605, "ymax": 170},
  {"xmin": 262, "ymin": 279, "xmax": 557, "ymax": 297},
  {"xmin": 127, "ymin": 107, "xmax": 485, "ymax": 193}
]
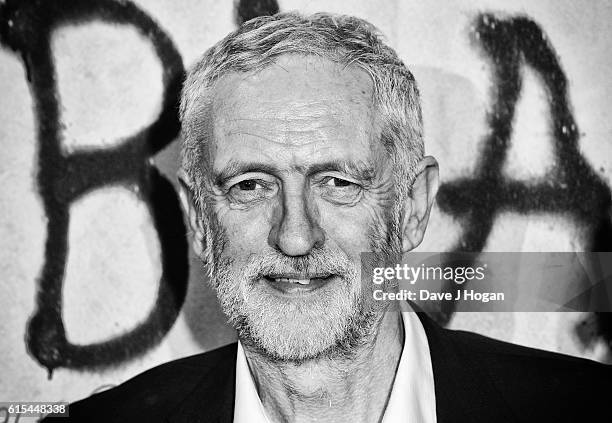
[
  {"xmin": 262, "ymin": 274, "xmax": 336, "ymax": 295},
  {"xmin": 266, "ymin": 272, "xmax": 332, "ymax": 279}
]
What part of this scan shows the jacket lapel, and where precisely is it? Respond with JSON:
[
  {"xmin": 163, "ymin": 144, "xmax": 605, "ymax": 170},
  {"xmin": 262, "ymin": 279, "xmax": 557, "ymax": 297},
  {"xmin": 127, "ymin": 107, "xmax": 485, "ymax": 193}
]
[
  {"xmin": 417, "ymin": 312, "xmax": 516, "ymax": 423},
  {"xmin": 167, "ymin": 343, "xmax": 237, "ymax": 423}
]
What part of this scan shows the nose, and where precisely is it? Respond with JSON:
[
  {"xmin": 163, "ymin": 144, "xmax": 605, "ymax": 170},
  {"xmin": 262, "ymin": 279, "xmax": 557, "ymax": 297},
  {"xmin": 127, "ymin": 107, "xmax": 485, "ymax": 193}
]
[{"xmin": 268, "ymin": 187, "xmax": 325, "ymax": 256}]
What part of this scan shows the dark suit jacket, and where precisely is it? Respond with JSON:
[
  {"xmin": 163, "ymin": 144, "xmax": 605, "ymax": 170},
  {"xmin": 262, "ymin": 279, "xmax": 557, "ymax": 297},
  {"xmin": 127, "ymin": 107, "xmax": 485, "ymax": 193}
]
[{"xmin": 45, "ymin": 312, "xmax": 611, "ymax": 422}]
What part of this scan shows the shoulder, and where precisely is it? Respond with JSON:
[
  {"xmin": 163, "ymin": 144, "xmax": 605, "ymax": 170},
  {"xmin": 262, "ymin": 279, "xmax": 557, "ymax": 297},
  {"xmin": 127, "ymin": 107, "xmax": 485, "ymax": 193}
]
[
  {"xmin": 448, "ymin": 325, "xmax": 610, "ymax": 379},
  {"xmin": 44, "ymin": 343, "xmax": 238, "ymax": 423},
  {"xmin": 442, "ymin": 325, "xmax": 611, "ymax": 420},
  {"xmin": 415, "ymin": 311, "xmax": 611, "ymax": 421}
]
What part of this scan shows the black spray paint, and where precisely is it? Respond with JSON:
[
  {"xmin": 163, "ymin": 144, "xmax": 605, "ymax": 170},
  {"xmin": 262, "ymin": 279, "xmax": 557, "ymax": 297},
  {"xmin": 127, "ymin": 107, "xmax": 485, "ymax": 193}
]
[
  {"xmin": 235, "ymin": 0, "xmax": 279, "ymax": 25},
  {"xmin": 0, "ymin": 0, "xmax": 187, "ymax": 375},
  {"xmin": 435, "ymin": 14, "xmax": 612, "ymax": 349}
]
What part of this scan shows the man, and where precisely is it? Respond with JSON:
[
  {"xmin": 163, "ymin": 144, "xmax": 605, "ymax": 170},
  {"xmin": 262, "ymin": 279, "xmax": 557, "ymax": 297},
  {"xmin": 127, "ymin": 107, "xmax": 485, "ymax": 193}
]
[{"xmin": 48, "ymin": 12, "xmax": 610, "ymax": 423}]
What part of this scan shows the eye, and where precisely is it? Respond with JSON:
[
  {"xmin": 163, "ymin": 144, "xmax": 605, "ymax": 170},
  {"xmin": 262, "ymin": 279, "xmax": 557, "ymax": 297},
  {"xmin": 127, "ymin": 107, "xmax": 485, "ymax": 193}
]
[
  {"xmin": 228, "ymin": 178, "xmax": 276, "ymax": 204},
  {"xmin": 237, "ymin": 180, "xmax": 259, "ymax": 191},
  {"xmin": 324, "ymin": 177, "xmax": 354, "ymax": 187},
  {"xmin": 318, "ymin": 176, "xmax": 362, "ymax": 204}
]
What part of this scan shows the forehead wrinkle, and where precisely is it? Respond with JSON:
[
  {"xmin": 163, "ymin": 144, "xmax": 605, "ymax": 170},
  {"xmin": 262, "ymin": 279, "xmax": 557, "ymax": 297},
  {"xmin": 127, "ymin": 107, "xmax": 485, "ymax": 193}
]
[
  {"xmin": 207, "ymin": 56, "xmax": 384, "ymax": 167},
  {"xmin": 223, "ymin": 129, "xmax": 284, "ymax": 146},
  {"xmin": 222, "ymin": 112, "xmax": 360, "ymax": 148},
  {"xmin": 217, "ymin": 96, "xmax": 354, "ymax": 147},
  {"xmin": 224, "ymin": 129, "xmax": 350, "ymax": 148},
  {"xmin": 212, "ymin": 59, "xmax": 374, "ymax": 119},
  {"xmin": 225, "ymin": 100, "xmax": 348, "ymax": 129}
]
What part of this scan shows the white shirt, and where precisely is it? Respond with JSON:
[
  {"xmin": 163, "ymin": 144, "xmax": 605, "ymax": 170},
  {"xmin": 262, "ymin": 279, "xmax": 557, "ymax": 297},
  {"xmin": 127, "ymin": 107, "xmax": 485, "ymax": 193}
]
[{"xmin": 233, "ymin": 310, "xmax": 437, "ymax": 423}]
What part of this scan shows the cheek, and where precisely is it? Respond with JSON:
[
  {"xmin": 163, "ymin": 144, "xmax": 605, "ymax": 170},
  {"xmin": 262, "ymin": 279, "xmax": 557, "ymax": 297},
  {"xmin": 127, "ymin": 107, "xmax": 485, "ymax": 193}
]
[
  {"xmin": 318, "ymin": 201, "xmax": 385, "ymax": 255},
  {"xmin": 216, "ymin": 203, "xmax": 275, "ymax": 258}
]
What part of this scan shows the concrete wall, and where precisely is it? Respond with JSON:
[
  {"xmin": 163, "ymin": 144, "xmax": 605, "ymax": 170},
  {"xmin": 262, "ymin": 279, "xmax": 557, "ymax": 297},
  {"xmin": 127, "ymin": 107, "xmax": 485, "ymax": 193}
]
[{"xmin": 1, "ymin": 0, "xmax": 611, "ymax": 410}]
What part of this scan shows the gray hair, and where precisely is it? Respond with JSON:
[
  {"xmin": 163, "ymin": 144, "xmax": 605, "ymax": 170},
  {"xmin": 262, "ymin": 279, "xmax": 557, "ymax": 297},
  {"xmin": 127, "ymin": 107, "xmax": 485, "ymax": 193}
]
[{"xmin": 179, "ymin": 12, "xmax": 424, "ymax": 207}]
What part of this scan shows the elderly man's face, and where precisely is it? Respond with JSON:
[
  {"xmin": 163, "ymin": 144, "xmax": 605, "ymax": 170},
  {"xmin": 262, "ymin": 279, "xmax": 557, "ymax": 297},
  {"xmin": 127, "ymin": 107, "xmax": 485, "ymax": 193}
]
[{"xmin": 189, "ymin": 56, "xmax": 405, "ymax": 360}]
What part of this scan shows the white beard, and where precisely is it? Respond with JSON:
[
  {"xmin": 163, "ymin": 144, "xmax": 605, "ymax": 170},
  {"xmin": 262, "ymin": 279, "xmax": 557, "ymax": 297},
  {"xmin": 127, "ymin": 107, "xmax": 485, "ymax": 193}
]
[{"xmin": 198, "ymin": 204, "xmax": 401, "ymax": 362}]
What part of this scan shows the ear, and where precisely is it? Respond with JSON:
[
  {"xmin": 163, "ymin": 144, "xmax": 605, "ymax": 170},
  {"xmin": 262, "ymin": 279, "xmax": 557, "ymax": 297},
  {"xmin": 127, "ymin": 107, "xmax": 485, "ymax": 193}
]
[
  {"xmin": 177, "ymin": 170, "xmax": 205, "ymax": 258},
  {"xmin": 401, "ymin": 156, "xmax": 439, "ymax": 252}
]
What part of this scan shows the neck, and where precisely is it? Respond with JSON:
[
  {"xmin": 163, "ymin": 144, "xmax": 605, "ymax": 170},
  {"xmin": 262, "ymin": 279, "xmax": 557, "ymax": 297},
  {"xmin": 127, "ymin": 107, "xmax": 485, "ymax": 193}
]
[{"xmin": 242, "ymin": 312, "xmax": 404, "ymax": 423}]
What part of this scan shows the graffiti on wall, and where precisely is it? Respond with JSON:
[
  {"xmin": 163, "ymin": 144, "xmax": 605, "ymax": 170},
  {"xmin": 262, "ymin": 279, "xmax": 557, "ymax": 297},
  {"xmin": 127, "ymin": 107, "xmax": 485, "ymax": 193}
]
[
  {"xmin": 0, "ymin": 0, "xmax": 189, "ymax": 376},
  {"xmin": 435, "ymin": 15, "xmax": 612, "ymax": 334},
  {"xmin": 0, "ymin": 0, "xmax": 610, "ymax": 374}
]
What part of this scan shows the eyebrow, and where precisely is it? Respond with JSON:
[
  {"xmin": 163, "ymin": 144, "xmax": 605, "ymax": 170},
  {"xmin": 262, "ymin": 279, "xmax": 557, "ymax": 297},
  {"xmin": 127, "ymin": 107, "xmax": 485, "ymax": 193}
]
[
  {"xmin": 305, "ymin": 160, "xmax": 376, "ymax": 182},
  {"xmin": 213, "ymin": 159, "xmax": 377, "ymax": 186},
  {"xmin": 213, "ymin": 162, "xmax": 279, "ymax": 186}
]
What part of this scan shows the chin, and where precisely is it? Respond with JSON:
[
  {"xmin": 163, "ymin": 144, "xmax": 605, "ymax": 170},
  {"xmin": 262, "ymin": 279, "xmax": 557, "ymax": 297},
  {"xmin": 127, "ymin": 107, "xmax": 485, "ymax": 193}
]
[{"xmin": 227, "ymin": 277, "xmax": 373, "ymax": 361}]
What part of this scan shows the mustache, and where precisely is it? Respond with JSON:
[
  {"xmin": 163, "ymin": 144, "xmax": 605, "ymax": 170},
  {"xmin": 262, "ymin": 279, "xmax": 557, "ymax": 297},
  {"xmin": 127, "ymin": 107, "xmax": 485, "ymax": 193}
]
[{"xmin": 242, "ymin": 248, "xmax": 357, "ymax": 280}]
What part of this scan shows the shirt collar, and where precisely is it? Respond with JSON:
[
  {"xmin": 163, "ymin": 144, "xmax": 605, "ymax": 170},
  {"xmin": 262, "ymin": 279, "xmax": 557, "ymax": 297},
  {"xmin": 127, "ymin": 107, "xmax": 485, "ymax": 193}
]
[
  {"xmin": 233, "ymin": 310, "xmax": 437, "ymax": 423},
  {"xmin": 234, "ymin": 340, "xmax": 271, "ymax": 423},
  {"xmin": 382, "ymin": 310, "xmax": 437, "ymax": 423}
]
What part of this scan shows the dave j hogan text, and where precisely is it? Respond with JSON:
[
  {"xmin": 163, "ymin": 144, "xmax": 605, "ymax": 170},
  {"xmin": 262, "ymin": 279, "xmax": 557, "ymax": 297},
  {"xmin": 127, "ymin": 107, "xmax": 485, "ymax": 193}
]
[{"xmin": 373, "ymin": 289, "xmax": 505, "ymax": 303}]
